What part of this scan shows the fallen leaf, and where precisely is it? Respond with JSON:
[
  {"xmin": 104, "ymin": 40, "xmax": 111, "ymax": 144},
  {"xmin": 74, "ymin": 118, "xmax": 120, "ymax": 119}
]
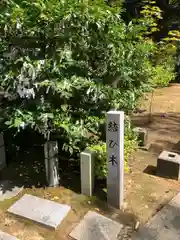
[
  {"xmin": 94, "ymin": 208, "xmax": 100, "ymax": 212},
  {"xmin": 51, "ymin": 196, "xmax": 59, "ymax": 201}
]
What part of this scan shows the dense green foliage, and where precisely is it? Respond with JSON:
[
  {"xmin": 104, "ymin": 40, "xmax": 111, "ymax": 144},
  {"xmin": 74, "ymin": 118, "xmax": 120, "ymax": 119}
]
[
  {"xmin": 176, "ymin": 43, "xmax": 180, "ymax": 79},
  {"xmin": 139, "ymin": 1, "xmax": 176, "ymax": 86},
  {"xmin": 149, "ymin": 43, "xmax": 176, "ymax": 86},
  {"xmin": 124, "ymin": 0, "xmax": 180, "ymax": 81},
  {"xmin": 125, "ymin": 0, "xmax": 180, "ymax": 38},
  {"xmin": 0, "ymin": 0, "xmax": 177, "ymax": 178},
  {"xmin": 0, "ymin": 0, "xmax": 154, "ymax": 152}
]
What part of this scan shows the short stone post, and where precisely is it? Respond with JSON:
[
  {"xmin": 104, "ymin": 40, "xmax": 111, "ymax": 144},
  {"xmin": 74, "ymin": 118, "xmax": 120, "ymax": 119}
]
[
  {"xmin": 0, "ymin": 133, "xmax": 6, "ymax": 170},
  {"xmin": 44, "ymin": 141, "xmax": 59, "ymax": 187},
  {"xmin": 133, "ymin": 127, "xmax": 148, "ymax": 147},
  {"xmin": 80, "ymin": 149, "xmax": 94, "ymax": 196},
  {"xmin": 106, "ymin": 111, "xmax": 124, "ymax": 209}
]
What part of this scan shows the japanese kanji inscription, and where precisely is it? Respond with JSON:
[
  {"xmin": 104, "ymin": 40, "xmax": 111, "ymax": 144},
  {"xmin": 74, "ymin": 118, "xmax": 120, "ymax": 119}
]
[{"xmin": 106, "ymin": 111, "xmax": 124, "ymax": 209}]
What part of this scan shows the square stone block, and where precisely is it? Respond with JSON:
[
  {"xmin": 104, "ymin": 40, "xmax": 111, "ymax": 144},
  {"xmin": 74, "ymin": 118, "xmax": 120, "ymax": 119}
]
[
  {"xmin": 8, "ymin": 194, "xmax": 71, "ymax": 229},
  {"xmin": 0, "ymin": 231, "xmax": 17, "ymax": 240},
  {"xmin": 69, "ymin": 211, "xmax": 123, "ymax": 240},
  {"xmin": 157, "ymin": 151, "xmax": 180, "ymax": 180}
]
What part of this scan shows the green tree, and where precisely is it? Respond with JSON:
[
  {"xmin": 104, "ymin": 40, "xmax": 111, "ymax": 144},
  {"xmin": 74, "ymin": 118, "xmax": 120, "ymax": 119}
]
[
  {"xmin": 124, "ymin": 0, "xmax": 180, "ymax": 40},
  {"xmin": 0, "ymin": 0, "xmax": 156, "ymax": 156}
]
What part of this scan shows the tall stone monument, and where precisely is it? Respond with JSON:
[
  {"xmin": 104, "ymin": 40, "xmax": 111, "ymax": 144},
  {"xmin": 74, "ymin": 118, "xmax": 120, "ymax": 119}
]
[{"xmin": 106, "ymin": 111, "xmax": 124, "ymax": 209}]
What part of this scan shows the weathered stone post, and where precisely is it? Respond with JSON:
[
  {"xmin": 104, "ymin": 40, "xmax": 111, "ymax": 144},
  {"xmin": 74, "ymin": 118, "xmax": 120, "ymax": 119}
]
[
  {"xmin": 44, "ymin": 141, "xmax": 59, "ymax": 187},
  {"xmin": 80, "ymin": 149, "xmax": 94, "ymax": 196},
  {"xmin": 106, "ymin": 111, "xmax": 124, "ymax": 209},
  {"xmin": 0, "ymin": 133, "xmax": 6, "ymax": 170}
]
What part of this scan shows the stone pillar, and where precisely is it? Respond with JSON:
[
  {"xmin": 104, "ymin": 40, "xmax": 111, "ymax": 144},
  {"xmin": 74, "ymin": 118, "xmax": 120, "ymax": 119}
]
[
  {"xmin": 0, "ymin": 133, "xmax": 6, "ymax": 170},
  {"xmin": 133, "ymin": 127, "xmax": 148, "ymax": 147},
  {"xmin": 44, "ymin": 141, "xmax": 59, "ymax": 187},
  {"xmin": 106, "ymin": 111, "xmax": 124, "ymax": 209},
  {"xmin": 80, "ymin": 149, "xmax": 94, "ymax": 196}
]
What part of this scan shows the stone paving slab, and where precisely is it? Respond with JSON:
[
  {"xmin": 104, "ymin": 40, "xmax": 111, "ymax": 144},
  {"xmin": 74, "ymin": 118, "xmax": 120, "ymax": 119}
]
[
  {"xmin": 8, "ymin": 194, "xmax": 71, "ymax": 229},
  {"xmin": 132, "ymin": 193, "xmax": 180, "ymax": 240},
  {"xmin": 0, "ymin": 180, "xmax": 23, "ymax": 201},
  {"xmin": 69, "ymin": 211, "xmax": 123, "ymax": 240},
  {"xmin": 0, "ymin": 231, "xmax": 17, "ymax": 240}
]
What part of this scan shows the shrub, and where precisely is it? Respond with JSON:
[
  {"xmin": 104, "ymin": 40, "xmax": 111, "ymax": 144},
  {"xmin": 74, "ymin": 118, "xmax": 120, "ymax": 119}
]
[
  {"xmin": 88, "ymin": 119, "xmax": 137, "ymax": 179},
  {"xmin": 0, "ymin": 0, "xmax": 154, "ymax": 156},
  {"xmin": 150, "ymin": 43, "xmax": 176, "ymax": 87},
  {"xmin": 88, "ymin": 142, "xmax": 107, "ymax": 180},
  {"xmin": 150, "ymin": 65, "xmax": 175, "ymax": 87},
  {"xmin": 176, "ymin": 42, "xmax": 180, "ymax": 81},
  {"xmin": 88, "ymin": 136, "xmax": 137, "ymax": 180}
]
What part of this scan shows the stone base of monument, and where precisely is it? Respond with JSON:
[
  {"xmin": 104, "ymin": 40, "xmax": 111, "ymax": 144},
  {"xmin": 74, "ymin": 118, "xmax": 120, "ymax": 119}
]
[
  {"xmin": 69, "ymin": 211, "xmax": 123, "ymax": 240},
  {"xmin": 8, "ymin": 194, "xmax": 71, "ymax": 229},
  {"xmin": 133, "ymin": 127, "xmax": 148, "ymax": 147},
  {"xmin": 157, "ymin": 151, "xmax": 180, "ymax": 180}
]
